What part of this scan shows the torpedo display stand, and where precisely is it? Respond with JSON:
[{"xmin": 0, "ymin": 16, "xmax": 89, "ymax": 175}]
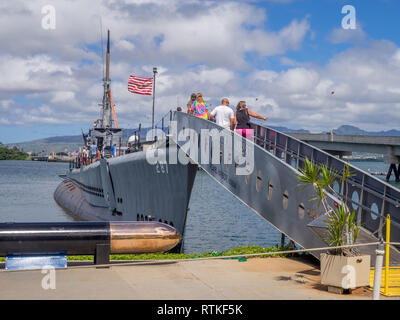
[
  {"xmin": 5, "ymin": 252, "xmax": 67, "ymax": 271},
  {"xmin": 94, "ymin": 243, "xmax": 110, "ymax": 267},
  {"xmin": 0, "ymin": 221, "xmax": 181, "ymax": 270}
]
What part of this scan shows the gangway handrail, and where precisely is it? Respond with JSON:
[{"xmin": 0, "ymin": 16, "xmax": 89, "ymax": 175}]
[
  {"xmin": 252, "ymin": 122, "xmax": 400, "ymax": 196},
  {"xmin": 250, "ymin": 121, "xmax": 400, "ymax": 235}
]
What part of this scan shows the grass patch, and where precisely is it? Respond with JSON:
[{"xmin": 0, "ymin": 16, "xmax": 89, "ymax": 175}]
[
  {"xmin": 0, "ymin": 244, "xmax": 301, "ymax": 262},
  {"xmin": 66, "ymin": 244, "xmax": 292, "ymax": 261}
]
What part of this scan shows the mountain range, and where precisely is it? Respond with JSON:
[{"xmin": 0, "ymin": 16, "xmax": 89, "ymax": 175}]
[
  {"xmin": 332, "ymin": 125, "xmax": 400, "ymax": 136},
  {"xmin": 6, "ymin": 125, "xmax": 400, "ymax": 154}
]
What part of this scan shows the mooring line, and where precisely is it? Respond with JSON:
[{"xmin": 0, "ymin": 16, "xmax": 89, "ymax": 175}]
[{"xmin": 2, "ymin": 241, "xmax": 400, "ymax": 273}]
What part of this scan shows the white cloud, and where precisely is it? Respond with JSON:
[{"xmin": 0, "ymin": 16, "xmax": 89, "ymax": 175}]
[
  {"xmin": 116, "ymin": 39, "xmax": 135, "ymax": 51},
  {"xmin": 273, "ymin": 68, "xmax": 320, "ymax": 94},
  {"xmin": 0, "ymin": 0, "xmax": 399, "ymax": 136},
  {"xmin": 0, "ymin": 118, "xmax": 11, "ymax": 125},
  {"xmin": 51, "ymin": 91, "xmax": 75, "ymax": 103},
  {"xmin": 242, "ymin": 40, "xmax": 400, "ymax": 131},
  {"xmin": 327, "ymin": 26, "xmax": 367, "ymax": 44},
  {"xmin": 0, "ymin": 55, "xmax": 74, "ymax": 92}
]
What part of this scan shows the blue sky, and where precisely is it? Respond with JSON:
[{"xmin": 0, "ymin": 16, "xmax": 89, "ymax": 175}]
[
  {"xmin": 1, "ymin": 0, "xmax": 400, "ymax": 143},
  {"xmin": 252, "ymin": 0, "xmax": 400, "ymax": 68}
]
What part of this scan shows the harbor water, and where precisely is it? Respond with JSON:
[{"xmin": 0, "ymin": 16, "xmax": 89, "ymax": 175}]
[{"xmin": 0, "ymin": 160, "xmax": 399, "ymax": 253}]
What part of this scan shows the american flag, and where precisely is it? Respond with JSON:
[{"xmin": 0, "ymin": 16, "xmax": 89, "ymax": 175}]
[{"xmin": 127, "ymin": 75, "xmax": 153, "ymax": 95}]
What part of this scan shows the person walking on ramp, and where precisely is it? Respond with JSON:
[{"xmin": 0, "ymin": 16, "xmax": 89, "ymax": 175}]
[{"xmin": 234, "ymin": 101, "xmax": 267, "ymax": 140}]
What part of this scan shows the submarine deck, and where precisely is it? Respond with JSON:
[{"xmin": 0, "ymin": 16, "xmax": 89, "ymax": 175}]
[{"xmin": 0, "ymin": 257, "xmax": 396, "ymax": 300}]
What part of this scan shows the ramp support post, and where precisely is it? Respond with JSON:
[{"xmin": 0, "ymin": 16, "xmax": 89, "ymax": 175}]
[
  {"xmin": 385, "ymin": 215, "xmax": 391, "ymax": 296},
  {"xmin": 95, "ymin": 243, "xmax": 110, "ymax": 267},
  {"xmin": 372, "ymin": 242, "xmax": 385, "ymax": 300}
]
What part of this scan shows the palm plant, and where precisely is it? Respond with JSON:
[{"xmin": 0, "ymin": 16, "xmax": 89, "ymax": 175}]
[{"xmin": 297, "ymin": 158, "xmax": 360, "ymax": 256}]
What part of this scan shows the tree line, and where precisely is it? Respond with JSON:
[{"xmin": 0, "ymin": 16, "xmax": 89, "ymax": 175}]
[{"xmin": 0, "ymin": 142, "xmax": 29, "ymax": 160}]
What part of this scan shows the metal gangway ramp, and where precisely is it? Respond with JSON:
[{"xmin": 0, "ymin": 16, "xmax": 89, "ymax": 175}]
[{"xmin": 169, "ymin": 112, "xmax": 400, "ymax": 264}]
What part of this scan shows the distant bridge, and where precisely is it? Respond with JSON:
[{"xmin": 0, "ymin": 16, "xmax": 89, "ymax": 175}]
[
  {"xmin": 286, "ymin": 133, "xmax": 400, "ymax": 160},
  {"xmin": 287, "ymin": 132, "xmax": 400, "ymax": 181}
]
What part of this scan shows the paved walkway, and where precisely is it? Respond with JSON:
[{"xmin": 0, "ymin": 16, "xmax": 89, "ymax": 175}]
[{"xmin": 0, "ymin": 257, "xmax": 392, "ymax": 300}]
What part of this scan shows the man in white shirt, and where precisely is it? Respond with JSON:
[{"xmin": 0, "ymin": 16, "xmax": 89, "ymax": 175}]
[{"xmin": 210, "ymin": 98, "xmax": 235, "ymax": 130}]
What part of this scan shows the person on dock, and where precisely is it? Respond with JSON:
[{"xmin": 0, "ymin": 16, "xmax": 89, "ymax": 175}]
[
  {"xmin": 190, "ymin": 93, "xmax": 209, "ymax": 119},
  {"xmin": 186, "ymin": 93, "xmax": 197, "ymax": 115},
  {"xmin": 234, "ymin": 101, "xmax": 267, "ymax": 140},
  {"xmin": 90, "ymin": 142, "xmax": 97, "ymax": 163},
  {"xmin": 84, "ymin": 146, "xmax": 90, "ymax": 165},
  {"xmin": 111, "ymin": 144, "xmax": 116, "ymax": 157},
  {"xmin": 209, "ymin": 98, "xmax": 235, "ymax": 130},
  {"xmin": 81, "ymin": 146, "xmax": 87, "ymax": 165},
  {"xmin": 125, "ymin": 143, "xmax": 132, "ymax": 154}
]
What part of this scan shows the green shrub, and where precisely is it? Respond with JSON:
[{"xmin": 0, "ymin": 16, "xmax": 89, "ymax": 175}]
[{"xmin": 297, "ymin": 158, "xmax": 360, "ymax": 256}]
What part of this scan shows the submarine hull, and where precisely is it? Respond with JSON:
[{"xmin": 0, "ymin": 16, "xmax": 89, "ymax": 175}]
[{"xmin": 54, "ymin": 146, "xmax": 198, "ymax": 252}]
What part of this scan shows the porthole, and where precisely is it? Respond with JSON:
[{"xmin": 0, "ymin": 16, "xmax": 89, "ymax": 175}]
[
  {"xmin": 256, "ymin": 170, "xmax": 262, "ymax": 192},
  {"xmin": 351, "ymin": 191, "xmax": 359, "ymax": 210},
  {"xmin": 268, "ymin": 180, "xmax": 273, "ymax": 200},
  {"xmin": 371, "ymin": 203, "xmax": 379, "ymax": 220},
  {"xmin": 333, "ymin": 181, "xmax": 340, "ymax": 194},
  {"xmin": 298, "ymin": 203, "xmax": 305, "ymax": 219},
  {"xmin": 291, "ymin": 157, "xmax": 296, "ymax": 168},
  {"xmin": 283, "ymin": 190, "xmax": 289, "ymax": 210}
]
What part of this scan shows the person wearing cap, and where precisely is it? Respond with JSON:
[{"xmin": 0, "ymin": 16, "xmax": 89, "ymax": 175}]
[{"xmin": 186, "ymin": 93, "xmax": 197, "ymax": 115}]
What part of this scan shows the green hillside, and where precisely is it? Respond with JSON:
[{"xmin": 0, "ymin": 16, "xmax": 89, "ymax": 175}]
[{"xmin": 6, "ymin": 135, "xmax": 83, "ymax": 154}]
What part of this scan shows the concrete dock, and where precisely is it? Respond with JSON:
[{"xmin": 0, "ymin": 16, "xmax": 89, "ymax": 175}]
[{"xmin": 0, "ymin": 256, "xmax": 394, "ymax": 300}]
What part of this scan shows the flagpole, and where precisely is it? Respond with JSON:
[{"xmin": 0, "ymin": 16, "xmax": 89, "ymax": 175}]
[{"xmin": 152, "ymin": 67, "xmax": 158, "ymax": 132}]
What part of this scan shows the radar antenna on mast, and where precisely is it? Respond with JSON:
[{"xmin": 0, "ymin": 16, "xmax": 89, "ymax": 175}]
[{"xmin": 101, "ymin": 30, "xmax": 113, "ymax": 129}]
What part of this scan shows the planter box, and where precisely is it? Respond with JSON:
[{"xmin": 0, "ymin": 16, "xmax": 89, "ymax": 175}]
[{"xmin": 320, "ymin": 253, "xmax": 371, "ymax": 289}]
